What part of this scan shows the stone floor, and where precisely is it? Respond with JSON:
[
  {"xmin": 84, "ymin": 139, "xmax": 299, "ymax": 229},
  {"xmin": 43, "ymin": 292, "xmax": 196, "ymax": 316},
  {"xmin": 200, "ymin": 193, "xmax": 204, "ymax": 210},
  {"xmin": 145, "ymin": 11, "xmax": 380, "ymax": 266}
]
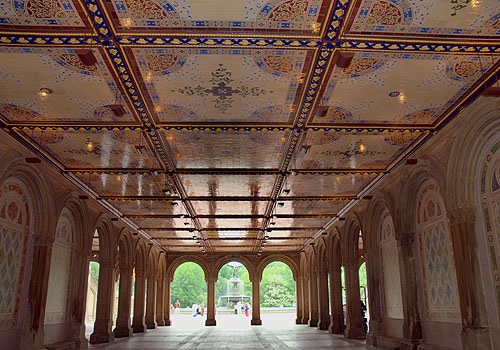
[{"xmin": 88, "ymin": 313, "xmax": 367, "ymax": 349}]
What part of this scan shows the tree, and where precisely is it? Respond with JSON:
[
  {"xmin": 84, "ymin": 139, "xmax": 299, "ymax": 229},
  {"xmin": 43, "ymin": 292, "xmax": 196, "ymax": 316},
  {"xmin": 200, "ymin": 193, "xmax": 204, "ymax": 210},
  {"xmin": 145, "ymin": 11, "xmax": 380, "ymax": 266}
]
[
  {"xmin": 260, "ymin": 262, "xmax": 295, "ymax": 307},
  {"xmin": 171, "ymin": 263, "xmax": 206, "ymax": 307}
]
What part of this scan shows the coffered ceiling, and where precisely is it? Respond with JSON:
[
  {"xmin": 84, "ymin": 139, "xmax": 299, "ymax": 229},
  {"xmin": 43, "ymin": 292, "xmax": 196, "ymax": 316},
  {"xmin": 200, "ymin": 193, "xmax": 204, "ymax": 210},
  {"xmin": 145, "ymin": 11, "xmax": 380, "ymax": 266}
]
[{"xmin": 0, "ymin": 0, "xmax": 498, "ymax": 255}]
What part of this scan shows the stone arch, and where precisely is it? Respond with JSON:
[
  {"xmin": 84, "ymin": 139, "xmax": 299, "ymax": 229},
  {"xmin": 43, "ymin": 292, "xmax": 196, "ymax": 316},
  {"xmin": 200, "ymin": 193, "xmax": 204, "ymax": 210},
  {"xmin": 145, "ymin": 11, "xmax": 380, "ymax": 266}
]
[
  {"xmin": 134, "ymin": 240, "xmax": 148, "ymax": 275},
  {"xmin": 256, "ymin": 254, "xmax": 299, "ymax": 282},
  {"xmin": 117, "ymin": 230, "xmax": 135, "ymax": 269},
  {"xmin": 166, "ymin": 255, "xmax": 211, "ymax": 282},
  {"xmin": 342, "ymin": 213, "xmax": 363, "ymax": 261},
  {"xmin": 212, "ymin": 255, "xmax": 256, "ymax": 282},
  {"xmin": 446, "ymin": 98, "xmax": 500, "ymax": 213}
]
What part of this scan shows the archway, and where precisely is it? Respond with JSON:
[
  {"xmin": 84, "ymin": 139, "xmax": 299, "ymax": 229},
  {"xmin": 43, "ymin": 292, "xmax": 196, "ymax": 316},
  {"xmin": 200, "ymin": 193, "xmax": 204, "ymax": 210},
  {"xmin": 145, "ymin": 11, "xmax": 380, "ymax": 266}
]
[
  {"xmin": 260, "ymin": 261, "xmax": 296, "ymax": 327},
  {"xmin": 170, "ymin": 261, "xmax": 207, "ymax": 327}
]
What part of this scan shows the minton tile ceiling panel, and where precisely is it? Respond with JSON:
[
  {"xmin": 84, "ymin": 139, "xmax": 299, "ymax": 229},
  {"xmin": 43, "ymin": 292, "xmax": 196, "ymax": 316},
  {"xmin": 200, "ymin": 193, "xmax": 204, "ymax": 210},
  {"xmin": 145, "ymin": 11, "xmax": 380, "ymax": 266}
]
[
  {"xmin": 29, "ymin": 129, "xmax": 157, "ymax": 169},
  {"xmin": 284, "ymin": 173, "xmax": 379, "ymax": 197},
  {"xmin": 163, "ymin": 130, "xmax": 287, "ymax": 169},
  {"xmin": 82, "ymin": 172, "xmax": 166, "ymax": 197},
  {"xmin": 273, "ymin": 200, "xmax": 352, "ymax": 215},
  {"xmin": 135, "ymin": 49, "xmax": 307, "ymax": 123},
  {"xmin": 198, "ymin": 218, "xmax": 264, "ymax": 229},
  {"xmin": 0, "ymin": 0, "xmax": 85, "ymax": 28},
  {"xmin": 107, "ymin": 199, "xmax": 180, "ymax": 216},
  {"xmin": 109, "ymin": 0, "xmax": 325, "ymax": 33},
  {"xmin": 348, "ymin": 0, "xmax": 499, "ymax": 37},
  {"xmin": 295, "ymin": 130, "xmax": 418, "ymax": 169},
  {"xmin": 316, "ymin": 53, "xmax": 495, "ymax": 125},
  {"xmin": 272, "ymin": 217, "xmax": 331, "ymax": 228},
  {"xmin": 180, "ymin": 174, "xmax": 276, "ymax": 197},
  {"xmin": 0, "ymin": 48, "xmax": 136, "ymax": 123},
  {"xmin": 191, "ymin": 200, "xmax": 267, "ymax": 216}
]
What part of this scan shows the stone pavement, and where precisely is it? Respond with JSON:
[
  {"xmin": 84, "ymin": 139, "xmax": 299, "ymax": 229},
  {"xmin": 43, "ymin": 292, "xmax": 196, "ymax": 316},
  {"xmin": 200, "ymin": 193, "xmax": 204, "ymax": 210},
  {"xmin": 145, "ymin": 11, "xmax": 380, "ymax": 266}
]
[{"xmin": 88, "ymin": 313, "xmax": 366, "ymax": 349}]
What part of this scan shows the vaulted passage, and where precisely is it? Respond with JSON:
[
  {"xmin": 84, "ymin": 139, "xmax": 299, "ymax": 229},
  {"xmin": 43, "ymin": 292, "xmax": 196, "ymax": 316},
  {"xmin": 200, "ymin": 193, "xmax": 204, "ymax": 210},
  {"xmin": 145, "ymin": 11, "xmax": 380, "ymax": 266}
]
[{"xmin": 0, "ymin": 0, "xmax": 499, "ymax": 349}]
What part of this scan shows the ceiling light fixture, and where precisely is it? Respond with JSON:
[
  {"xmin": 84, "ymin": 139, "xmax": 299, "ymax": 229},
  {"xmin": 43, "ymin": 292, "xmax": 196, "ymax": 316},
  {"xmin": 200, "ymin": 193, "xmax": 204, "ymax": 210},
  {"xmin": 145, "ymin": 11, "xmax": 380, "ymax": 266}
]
[
  {"xmin": 316, "ymin": 106, "xmax": 329, "ymax": 117},
  {"xmin": 109, "ymin": 104, "xmax": 125, "ymax": 117},
  {"xmin": 38, "ymin": 87, "xmax": 53, "ymax": 98},
  {"xmin": 75, "ymin": 49, "xmax": 97, "ymax": 66},
  {"xmin": 336, "ymin": 51, "xmax": 354, "ymax": 68}
]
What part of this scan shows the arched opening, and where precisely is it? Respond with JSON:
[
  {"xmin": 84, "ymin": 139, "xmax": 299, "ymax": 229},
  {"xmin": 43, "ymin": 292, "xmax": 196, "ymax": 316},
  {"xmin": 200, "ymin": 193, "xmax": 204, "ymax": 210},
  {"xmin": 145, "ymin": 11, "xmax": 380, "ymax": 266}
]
[
  {"xmin": 85, "ymin": 229, "xmax": 99, "ymax": 337},
  {"xmin": 359, "ymin": 261, "xmax": 368, "ymax": 332},
  {"xmin": 260, "ymin": 261, "xmax": 296, "ymax": 327},
  {"xmin": 170, "ymin": 262, "xmax": 207, "ymax": 328}
]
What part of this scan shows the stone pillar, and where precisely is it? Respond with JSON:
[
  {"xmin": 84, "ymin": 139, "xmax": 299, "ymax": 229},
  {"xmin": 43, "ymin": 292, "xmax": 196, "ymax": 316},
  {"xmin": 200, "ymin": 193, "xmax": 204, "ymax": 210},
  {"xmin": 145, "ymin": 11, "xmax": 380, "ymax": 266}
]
[
  {"xmin": 164, "ymin": 278, "xmax": 172, "ymax": 326},
  {"xmin": 205, "ymin": 277, "xmax": 217, "ymax": 326},
  {"xmin": 301, "ymin": 275, "xmax": 310, "ymax": 324},
  {"xmin": 344, "ymin": 257, "xmax": 364, "ymax": 339},
  {"xmin": 113, "ymin": 266, "xmax": 133, "ymax": 338},
  {"xmin": 365, "ymin": 247, "xmax": 383, "ymax": 347},
  {"xmin": 145, "ymin": 273, "xmax": 157, "ymax": 329},
  {"xmin": 251, "ymin": 276, "xmax": 262, "ymax": 325},
  {"xmin": 156, "ymin": 277, "xmax": 165, "ymax": 326},
  {"xmin": 329, "ymin": 262, "xmax": 344, "ymax": 334},
  {"xmin": 22, "ymin": 236, "xmax": 53, "ymax": 349},
  {"xmin": 308, "ymin": 272, "xmax": 319, "ymax": 327},
  {"xmin": 90, "ymin": 259, "xmax": 116, "ymax": 344},
  {"xmin": 132, "ymin": 268, "xmax": 147, "ymax": 333},
  {"xmin": 295, "ymin": 276, "xmax": 304, "ymax": 324},
  {"xmin": 71, "ymin": 250, "xmax": 90, "ymax": 350},
  {"xmin": 448, "ymin": 208, "xmax": 490, "ymax": 349},
  {"xmin": 397, "ymin": 232, "xmax": 422, "ymax": 349},
  {"xmin": 317, "ymin": 267, "xmax": 330, "ymax": 330}
]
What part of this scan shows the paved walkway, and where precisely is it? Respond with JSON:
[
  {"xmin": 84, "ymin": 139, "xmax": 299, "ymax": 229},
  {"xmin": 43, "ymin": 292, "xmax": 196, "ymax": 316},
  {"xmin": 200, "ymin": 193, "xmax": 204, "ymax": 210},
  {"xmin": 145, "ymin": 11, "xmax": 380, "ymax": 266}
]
[{"xmin": 88, "ymin": 313, "xmax": 366, "ymax": 349}]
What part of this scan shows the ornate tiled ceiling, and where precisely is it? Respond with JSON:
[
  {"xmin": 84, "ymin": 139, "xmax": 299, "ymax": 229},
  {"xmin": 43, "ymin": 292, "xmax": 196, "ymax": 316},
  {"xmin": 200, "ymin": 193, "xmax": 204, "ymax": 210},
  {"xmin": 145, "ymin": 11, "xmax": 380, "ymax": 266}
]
[{"xmin": 0, "ymin": 0, "xmax": 498, "ymax": 255}]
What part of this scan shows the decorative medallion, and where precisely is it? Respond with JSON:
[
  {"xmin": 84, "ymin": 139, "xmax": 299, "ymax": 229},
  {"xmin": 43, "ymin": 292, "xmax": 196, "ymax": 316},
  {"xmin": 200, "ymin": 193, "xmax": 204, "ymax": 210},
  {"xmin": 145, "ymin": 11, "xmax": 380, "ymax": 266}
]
[
  {"xmin": 265, "ymin": 0, "xmax": 309, "ymax": 22},
  {"xmin": 366, "ymin": 0, "xmax": 412, "ymax": 26},
  {"xmin": 0, "ymin": 104, "xmax": 41, "ymax": 122},
  {"xmin": 446, "ymin": 58, "xmax": 483, "ymax": 81},
  {"xmin": 59, "ymin": 53, "xmax": 98, "ymax": 72},
  {"xmin": 263, "ymin": 56, "xmax": 295, "ymax": 73},
  {"xmin": 172, "ymin": 64, "xmax": 273, "ymax": 114},
  {"xmin": 9, "ymin": 0, "xmax": 83, "ymax": 26},
  {"xmin": 404, "ymin": 109, "xmax": 438, "ymax": 123},
  {"xmin": 146, "ymin": 54, "xmax": 178, "ymax": 72}
]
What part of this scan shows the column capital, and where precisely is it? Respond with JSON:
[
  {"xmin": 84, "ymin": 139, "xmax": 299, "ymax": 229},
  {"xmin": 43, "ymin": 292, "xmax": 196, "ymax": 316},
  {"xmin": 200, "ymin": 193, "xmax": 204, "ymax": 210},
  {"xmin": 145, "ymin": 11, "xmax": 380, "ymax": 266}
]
[
  {"xmin": 397, "ymin": 232, "xmax": 416, "ymax": 247},
  {"xmin": 33, "ymin": 234, "xmax": 53, "ymax": 247},
  {"xmin": 448, "ymin": 206, "xmax": 476, "ymax": 225}
]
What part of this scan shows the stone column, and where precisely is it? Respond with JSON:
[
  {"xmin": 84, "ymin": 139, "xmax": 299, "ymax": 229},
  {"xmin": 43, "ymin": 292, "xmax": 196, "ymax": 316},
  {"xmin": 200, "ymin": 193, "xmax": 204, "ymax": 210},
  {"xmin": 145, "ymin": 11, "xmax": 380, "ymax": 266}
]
[
  {"xmin": 251, "ymin": 276, "xmax": 262, "ymax": 325},
  {"xmin": 448, "ymin": 208, "xmax": 490, "ymax": 349},
  {"xmin": 308, "ymin": 272, "xmax": 319, "ymax": 327},
  {"xmin": 23, "ymin": 236, "xmax": 53, "ymax": 349},
  {"xmin": 344, "ymin": 257, "xmax": 364, "ymax": 339},
  {"xmin": 132, "ymin": 268, "xmax": 147, "ymax": 333},
  {"xmin": 90, "ymin": 259, "xmax": 116, "ymax": 344},
  {"xmin": 295, "ymin": 276, "xmax": 304, "ymax": 324},
  {"xmin": 365, "ymin": 247, "xmax": 383, "ymax": 347},
  {"xmin": 164, "ymin": 278, "xmax": 172, "ymax": 326},
  {"xmin": 205, "ymin": 277, "xmax": 217, "ymax": 326},
  {"xmin": 156, "ymin": 277, "xmax": 165, "ymax": 326},
  {"xmin": 329, "ymin": 262, "xmax": 344, "ymax": 334},
  {"xmin": 317, "ymin": 267, "xmax": 330, "ymax": 330},
  {"xmin": 145, "ymin": 273, "xmax": 157, "ymax": 329},
  {"xmin": 397, "ymin": 232, "xmax": 422, "ymax": 349},
  {"xmin": 301, "ymin": 275, "xmax": 310, "ymax": 324},
  {"xmin": 71, "ymin": 250, "xmax": 90, "ymax": 350},
  {"xmin": 113, "ymin": 266, "xmax": 133, "ymax": 338}
]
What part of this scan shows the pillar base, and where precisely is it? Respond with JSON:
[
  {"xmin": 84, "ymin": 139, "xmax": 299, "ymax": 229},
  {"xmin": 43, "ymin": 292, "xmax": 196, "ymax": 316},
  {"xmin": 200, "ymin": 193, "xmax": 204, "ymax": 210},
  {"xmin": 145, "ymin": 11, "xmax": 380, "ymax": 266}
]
[
  {"xmin": 400, "ymin": 339, "xmax": 421, "ymax": 350},
  {"xmin": 89, "ymin": 331, "xmax": 114, "ymax": 344},
  {"xmin": 308, "ymin": 319, "xmax": 318, "ymax": 327},
  {"xmin": 295, "ymin": 318, "xmax": 302, "ymax": 324},
  {"xmin": 344, "ymin": 326, "xmax": 365, "ymax": 339},
  {"xmin": 145, "ymin": 320, "xmax": 157, "ymax": 329},
  {"xmin": 113, "ymin": 325, "xmax": 133, "ymax": 338},
  {"xmin": 328, "ymin": 322, "xmax": 344, "ymax": 334},
  {"xmin": 205, "ymin": 318, "xmax": 216, "ymax": 326},
  {"xmin": 132, "ymin": 323, "xmax": 146, "ymax": 333},
  {"xmin": 317, "ymin": 320, "xmax": 329, "ymax": 330},
  {"xmin": 156, "ymin": 320, "xmax": 166, "ymax": 326},
  {"xmin": 164, "ymin": 320, "xmax": 171, "ymax": 326},
  {"xmin": 251, "ymin": 318, "xmax": 262, "ymax": 326}
]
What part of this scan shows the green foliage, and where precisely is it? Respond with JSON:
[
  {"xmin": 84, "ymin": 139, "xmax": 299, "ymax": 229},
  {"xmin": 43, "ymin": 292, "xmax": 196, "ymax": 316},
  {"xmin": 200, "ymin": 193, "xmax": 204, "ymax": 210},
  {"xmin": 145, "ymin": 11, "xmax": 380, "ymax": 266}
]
[
  {"xmin": 260, "ymin": 262, "xmax": 295, "ymax": 307},
  {"xmin": 90, "ymin": 261, "xmax": 99, "ymax": 281},
  {"xmin": 171, "ymin": 263, "xmax": 207, "ymax": 307}
]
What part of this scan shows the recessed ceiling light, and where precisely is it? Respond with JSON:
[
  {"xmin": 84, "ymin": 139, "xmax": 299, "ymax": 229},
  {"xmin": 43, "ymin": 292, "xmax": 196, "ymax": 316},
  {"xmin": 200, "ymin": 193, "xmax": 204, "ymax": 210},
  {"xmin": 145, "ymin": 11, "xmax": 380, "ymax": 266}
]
[
  {"xmin": 388, "ymin": 91, "xmax": 400, "ymax": 97},
  {"xmin": 38, "ymin": 87, "xmax": 52, "ymax": 98}
]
